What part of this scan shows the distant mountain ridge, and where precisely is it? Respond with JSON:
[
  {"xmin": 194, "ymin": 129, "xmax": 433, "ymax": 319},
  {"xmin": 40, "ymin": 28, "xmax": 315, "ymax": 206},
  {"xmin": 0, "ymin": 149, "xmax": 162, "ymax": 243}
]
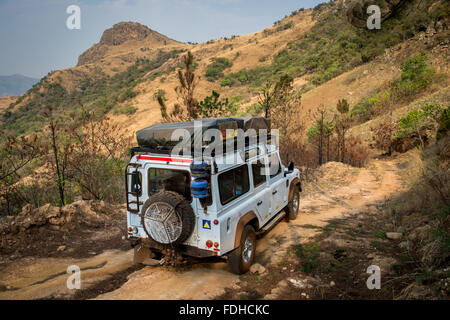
[{"xmin": 0, "ymin": 74, "xmax": 38, "ymax": 96}]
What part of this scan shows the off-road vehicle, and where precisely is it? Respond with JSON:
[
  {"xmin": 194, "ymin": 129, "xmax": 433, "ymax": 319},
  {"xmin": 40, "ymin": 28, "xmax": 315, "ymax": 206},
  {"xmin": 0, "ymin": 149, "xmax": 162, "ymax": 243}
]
[{"xmin": 125, "ymin": 117, "xmax": 301, "ymax": 274}]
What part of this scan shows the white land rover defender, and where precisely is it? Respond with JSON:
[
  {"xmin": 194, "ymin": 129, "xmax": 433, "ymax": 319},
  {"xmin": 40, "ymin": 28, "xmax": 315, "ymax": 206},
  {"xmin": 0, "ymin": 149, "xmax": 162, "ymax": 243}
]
[{"xmin": 125, "ymin": 117, "xmax": 301, "ymax": 274}]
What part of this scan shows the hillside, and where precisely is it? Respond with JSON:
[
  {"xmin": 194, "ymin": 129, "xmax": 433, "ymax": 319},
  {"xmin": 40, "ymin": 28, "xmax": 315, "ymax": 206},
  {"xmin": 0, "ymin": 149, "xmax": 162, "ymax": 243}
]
[
  {"xmin": 0, "ymin": 74, "xmax": 38, "ymax": 97},
  {"xmin": 1, "ymin": 0, "xmax": 448, "ymax": 136},
  {"xmin": 0, "ymin": 0, "xmax": 449, "ymax": 301}
]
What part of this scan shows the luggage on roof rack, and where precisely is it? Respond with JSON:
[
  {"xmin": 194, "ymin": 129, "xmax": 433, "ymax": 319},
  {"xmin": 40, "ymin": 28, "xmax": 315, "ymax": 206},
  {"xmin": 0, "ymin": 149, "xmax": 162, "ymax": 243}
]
[{"xmin": 136, "ymin": 117, "xmax": 270, "ymax": 149}]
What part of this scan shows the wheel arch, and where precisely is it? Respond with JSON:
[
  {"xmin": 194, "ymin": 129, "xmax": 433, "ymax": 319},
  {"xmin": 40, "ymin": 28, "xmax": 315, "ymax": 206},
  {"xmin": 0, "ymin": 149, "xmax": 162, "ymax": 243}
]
[
  {"xmin": 289, "ymin": 177, "xmax": 301, "ymax": 201},
  {"xmin": 233, "ymin": 211, "xmax": 259, "ymax": 249}
]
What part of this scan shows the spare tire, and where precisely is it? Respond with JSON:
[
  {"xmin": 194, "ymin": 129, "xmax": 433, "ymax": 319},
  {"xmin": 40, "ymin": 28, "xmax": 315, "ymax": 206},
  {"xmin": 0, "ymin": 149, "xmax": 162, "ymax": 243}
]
[{"xmin": 141, "ymin": 191, "xmax": 195, "ymax": 246}]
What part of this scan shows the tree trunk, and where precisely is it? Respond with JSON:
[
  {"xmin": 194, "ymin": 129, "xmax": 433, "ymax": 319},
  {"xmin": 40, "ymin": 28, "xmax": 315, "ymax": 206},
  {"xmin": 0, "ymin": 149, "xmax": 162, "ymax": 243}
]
[
  {"xmin": 327, "ymin": 135, "xmax": 330, "ymax": 163},
  {"xmin": 50, "ymin": 122, "xmax": 65, "ymax": 207}
]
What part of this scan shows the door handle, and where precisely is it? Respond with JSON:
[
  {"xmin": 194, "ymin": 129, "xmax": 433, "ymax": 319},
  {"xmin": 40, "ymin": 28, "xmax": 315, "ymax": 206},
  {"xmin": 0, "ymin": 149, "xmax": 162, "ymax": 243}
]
[
  {"xmin": 257, "ymin": 200, "xmax": 263, "ymax": 206},
  {"xmin": 272, "ymin": 190, "xmax": 277, "ymax": 195}
]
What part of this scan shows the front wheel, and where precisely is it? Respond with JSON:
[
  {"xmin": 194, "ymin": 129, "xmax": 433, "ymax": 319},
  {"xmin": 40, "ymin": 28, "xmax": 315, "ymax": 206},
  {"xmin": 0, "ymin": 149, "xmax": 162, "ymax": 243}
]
[
  {"xmin": 286, "ymin": 186, "xmax": 300, "ymax": 221},
  {"xmin": 227, "ymin": 225, "xmax": 256, "ymax": 274}
]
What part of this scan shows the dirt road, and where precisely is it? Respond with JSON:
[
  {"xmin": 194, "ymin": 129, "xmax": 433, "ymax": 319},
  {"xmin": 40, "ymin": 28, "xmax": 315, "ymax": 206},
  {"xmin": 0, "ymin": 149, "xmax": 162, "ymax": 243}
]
[{"xmin": 0, "ymin": 158, "xmax": 404, "ymax": 300}]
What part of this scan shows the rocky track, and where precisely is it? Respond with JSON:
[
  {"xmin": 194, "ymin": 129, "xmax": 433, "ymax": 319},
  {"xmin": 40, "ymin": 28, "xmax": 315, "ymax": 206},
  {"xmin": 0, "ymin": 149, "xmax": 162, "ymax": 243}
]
[{"xmin": 0, "ymin": 158, "xmax": 405, "ymax": 300}]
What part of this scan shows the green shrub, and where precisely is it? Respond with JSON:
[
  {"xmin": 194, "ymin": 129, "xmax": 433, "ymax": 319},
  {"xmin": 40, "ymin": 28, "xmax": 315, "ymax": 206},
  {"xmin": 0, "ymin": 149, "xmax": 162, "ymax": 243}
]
[
  {"xmin": 396, "ymin": 104, "xmax": 442, "ymax": 145},
  {"xmin": 292, "ymin": 243, "xmax": 320, "ymax": 273},
  {"xmin": 113, "ymin": 105, "xmax": 137, "ymax": 116},
  {"xmin": 393, "ymin": 54, "xmax": 435, "ymax": 98},
  {"xmin": 276, "ymin": 22, "xmax": 293, "ymax": 32},
  {"xmin": 245, "ymin": 103, "xmax": 264, "ymax": 116},
  {"xmin": 205, "ymin": 57, "xmax": 232, "ymax": 82},
  {"xmin": 220, "ymin": 77, "xmax": 234, "ymax": 87}
]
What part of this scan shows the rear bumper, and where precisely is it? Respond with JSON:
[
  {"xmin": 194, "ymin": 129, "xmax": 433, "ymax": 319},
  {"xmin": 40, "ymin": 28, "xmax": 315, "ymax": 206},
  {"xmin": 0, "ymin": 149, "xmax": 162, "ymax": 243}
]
[{"xmin": 130, "ymin": 237, "xmax": 218, "ymax": 258}]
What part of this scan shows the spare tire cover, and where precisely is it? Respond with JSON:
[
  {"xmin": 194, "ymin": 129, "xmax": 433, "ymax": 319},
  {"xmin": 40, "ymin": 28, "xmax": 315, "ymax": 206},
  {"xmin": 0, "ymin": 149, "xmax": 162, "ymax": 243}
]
[{"xmin": 141, "ymin": 191, "xmax": 195, "ymax": 246}]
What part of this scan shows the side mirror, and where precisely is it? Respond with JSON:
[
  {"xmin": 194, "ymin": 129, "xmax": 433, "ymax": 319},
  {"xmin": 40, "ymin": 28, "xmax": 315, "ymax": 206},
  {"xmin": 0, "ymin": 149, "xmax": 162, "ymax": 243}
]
[{"xmin": 288, "ymin": 161, "xmax": 294, "ymax": 172}]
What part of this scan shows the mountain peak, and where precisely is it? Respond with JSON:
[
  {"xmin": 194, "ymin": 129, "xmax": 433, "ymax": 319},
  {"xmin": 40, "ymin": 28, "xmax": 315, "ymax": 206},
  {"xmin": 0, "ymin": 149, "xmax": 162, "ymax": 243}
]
[
  {"xmin": 77, "ymin": 21, "xmax": 175, "ymax": 66},
  {"xmin": 99, "ymin": 22, "xmax": 153, "ymax": 46}
]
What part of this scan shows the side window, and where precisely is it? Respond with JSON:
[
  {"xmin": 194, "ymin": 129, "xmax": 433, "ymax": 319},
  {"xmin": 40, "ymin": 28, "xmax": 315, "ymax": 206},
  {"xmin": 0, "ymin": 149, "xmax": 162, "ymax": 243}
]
[
  {"xmin": 251, "ymin": 159, "xmax": 266, "ymax": 188},
  {"xmin": 218, "ymin": 165, "xmax": 250, "ymax": 205},
  {"xmin": 268, "ymin": 153, "xmax": 282, "ymax": 179}
]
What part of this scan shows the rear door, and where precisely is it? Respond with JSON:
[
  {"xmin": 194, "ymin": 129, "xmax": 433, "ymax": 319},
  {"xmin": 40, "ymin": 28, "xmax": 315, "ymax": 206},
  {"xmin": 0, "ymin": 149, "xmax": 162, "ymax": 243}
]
[
  {"xmin": 126, "ymin": 165, "xmax": 144, "ymax": 213},
  {"xmin": 267, "ymin": 152, "xmax": 286, "ymax": 215},
  {"xmin": 250, "ymin": 156, "xmax": 272, "ymax": 223}
]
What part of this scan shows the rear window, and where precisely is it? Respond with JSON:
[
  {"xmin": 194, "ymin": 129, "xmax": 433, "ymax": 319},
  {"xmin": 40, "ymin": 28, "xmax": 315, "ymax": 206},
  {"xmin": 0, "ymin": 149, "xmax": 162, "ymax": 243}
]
[
  {"xmin": 148, "ymin": 168, "xmax": 191, "ymax": 200},
  {"xmin": 218, "ymin": 165, "xmax": 250, "ymax": 205},
  {"xmin": 130, "ymin": 172, "xmax": 142, "ymax": 197},
  {"xmin": 268, "ymin": 153, "xmax": 282, "ymax": 178},
  {"xmin": 251, "ymin": 159, "xmax": 266, "ymax": 188}
]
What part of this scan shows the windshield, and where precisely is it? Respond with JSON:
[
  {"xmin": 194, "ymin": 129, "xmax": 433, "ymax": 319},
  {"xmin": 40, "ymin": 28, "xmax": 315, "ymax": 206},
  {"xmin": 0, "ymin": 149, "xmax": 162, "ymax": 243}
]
[{"xmin": 148, "ymin": 168, "xmax": 191, "ymax": 200}]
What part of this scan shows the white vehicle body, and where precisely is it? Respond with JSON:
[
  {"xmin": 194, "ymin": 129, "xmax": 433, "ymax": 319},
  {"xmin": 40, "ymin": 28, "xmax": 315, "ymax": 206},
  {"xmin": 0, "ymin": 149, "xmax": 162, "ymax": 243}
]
[{"xmin": 126, "ymin": 141, "xmax": 301, "ymax": 263}]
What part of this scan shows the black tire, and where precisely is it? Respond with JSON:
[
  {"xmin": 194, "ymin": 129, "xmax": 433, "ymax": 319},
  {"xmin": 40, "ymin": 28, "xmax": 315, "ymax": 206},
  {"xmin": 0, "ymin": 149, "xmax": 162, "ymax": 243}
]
[
  {"xmin": 227, "ymin": 225, "xmax": 256, "ymax": 275},
  {"xmin": 141, "ymin": 191, "xmax": 195, "ymax": 246},
  {"xmin": 286, "ymin": 186, "xmax": 300, "ymax": 221}
]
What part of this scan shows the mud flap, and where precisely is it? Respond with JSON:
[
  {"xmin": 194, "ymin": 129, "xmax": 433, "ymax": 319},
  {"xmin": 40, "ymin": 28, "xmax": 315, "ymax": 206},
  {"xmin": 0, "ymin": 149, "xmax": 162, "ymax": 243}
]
[{"xmin": 133, "ymin": 244, "xmax": 164, "ymax": 266}]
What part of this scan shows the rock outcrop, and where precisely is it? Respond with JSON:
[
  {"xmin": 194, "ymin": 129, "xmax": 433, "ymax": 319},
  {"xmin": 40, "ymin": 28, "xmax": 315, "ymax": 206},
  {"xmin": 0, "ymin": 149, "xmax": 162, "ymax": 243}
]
[
  {"xmin": 77, "ymin": 22, "xmax": 171, "ymax": 66},
  {"xmin": 0, "ymin": 200, "xmax": 118, "ymax": 236},
  {"xmin": 99, "ymin": 22, "xmax": 153, "ymax": 46}
]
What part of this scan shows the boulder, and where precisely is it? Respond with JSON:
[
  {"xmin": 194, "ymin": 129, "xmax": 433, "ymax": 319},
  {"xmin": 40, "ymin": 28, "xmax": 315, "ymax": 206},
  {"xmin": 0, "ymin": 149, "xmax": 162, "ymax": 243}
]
[
  {"xmin": 386, "ymin": 232, "xmax": 402, "ymax": 240},
  {"xmin": 19, "ymin": 204, "xmax": 34, "ymax": 216},
  {"xmin": 250, "ymin": 263, "xmax": 266, "ymax": 275},
  {"xmin": 409, "ymin": 225, "xmax": 432, "ymax": 242}
]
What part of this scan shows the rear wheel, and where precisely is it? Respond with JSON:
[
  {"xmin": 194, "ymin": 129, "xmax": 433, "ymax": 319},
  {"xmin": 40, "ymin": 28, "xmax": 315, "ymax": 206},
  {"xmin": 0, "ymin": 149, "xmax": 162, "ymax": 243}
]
[
  {"xmin": 227, "ymin": 225, "xmax": 256, "ymax": 274},
  {"xmin": 286, "ymin": 186, "xmax": 300, "ymax": 221}
]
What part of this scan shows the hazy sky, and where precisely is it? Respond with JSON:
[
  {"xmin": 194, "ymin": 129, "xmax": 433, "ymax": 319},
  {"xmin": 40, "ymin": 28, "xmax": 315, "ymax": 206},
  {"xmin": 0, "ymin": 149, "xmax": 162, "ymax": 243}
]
[{"xmin": 0, "ymin": 0, "xmax": 325, "ymax": 79}]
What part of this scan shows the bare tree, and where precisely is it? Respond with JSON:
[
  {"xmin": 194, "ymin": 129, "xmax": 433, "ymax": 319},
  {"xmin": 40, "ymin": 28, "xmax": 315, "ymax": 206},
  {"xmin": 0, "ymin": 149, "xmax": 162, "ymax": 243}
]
[
  {"xmin": 0, "ymin": 133, "xmax": 41, "ymax": 183},
  {"xmin": 271, "ymin": 75, "xmax": 303, "ymax": 138},
  {"xmin": 307, "ymin": 105, "xmax": 334, "ymax": 166},
  {"xmin": 257, "ymin": 81, "xmax": 275, "ymax": 121},
  {"xmin": 268, "ymin": 75, "xmax": 304, "ymax": 163},
  {"xmin": 68, "ymin": 109, "xmax": 132, "ymax": 202},
  {"xmin": 158, "ymin": 51, "xmax": 199, "ymax": 122},
  {"xmin": 0, "ymin": 132, "xmax": 42, "ymax": 215},
  {"xmin": 42, "ymin": 106, "xmax": 73, "ymax": 207},
  {"xmin": 334, "ymin": 100, "xmax": 351, "ymax": 163}
]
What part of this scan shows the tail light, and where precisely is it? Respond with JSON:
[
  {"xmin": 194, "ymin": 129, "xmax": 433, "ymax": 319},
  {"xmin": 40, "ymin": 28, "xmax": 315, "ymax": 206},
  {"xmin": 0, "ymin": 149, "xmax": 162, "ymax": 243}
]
[{"xmin": 206, "ymin": 240, "xmax": 213, "ymax": 248}]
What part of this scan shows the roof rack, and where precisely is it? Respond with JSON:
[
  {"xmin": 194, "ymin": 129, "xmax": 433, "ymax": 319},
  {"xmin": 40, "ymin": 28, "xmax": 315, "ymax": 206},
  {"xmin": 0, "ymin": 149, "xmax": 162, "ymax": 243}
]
[{"xmin": 130, "ymin": 133, "xmax": 276, "ymax": 159}]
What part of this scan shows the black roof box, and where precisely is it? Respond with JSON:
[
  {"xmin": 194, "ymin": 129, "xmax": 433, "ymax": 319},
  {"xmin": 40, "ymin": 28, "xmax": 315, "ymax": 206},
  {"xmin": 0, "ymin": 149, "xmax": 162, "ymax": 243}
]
[{"xmin": 136, "ymin": 117, "xmax": 269, "ymax": 148}]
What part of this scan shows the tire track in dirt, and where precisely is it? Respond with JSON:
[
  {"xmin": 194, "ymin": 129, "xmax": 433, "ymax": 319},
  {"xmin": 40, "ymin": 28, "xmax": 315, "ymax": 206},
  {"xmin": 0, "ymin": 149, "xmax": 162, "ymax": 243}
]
[
  {"xmin": 0, "ymin": 261, "xmax": 107, "ymax": 292},
  {"xmin": 0, "ymin": 250, "xmax": 134, "ymax": 300}
]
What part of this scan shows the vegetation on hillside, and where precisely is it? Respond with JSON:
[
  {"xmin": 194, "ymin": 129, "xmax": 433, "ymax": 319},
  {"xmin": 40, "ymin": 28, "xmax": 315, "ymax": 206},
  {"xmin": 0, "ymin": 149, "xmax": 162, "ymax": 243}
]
[
  {"xmin": 352, "ymin": 54, "xmax": 442, "ymax": 122},
  {"xmin": 222, "ymin": 0, "xmax": 447, "ymax": 89},
  {"xmin": 1, "ymin": 49, "xmax": 184, "ymax": 135},
  {"xmin": 205, "ymin": 57, "xmax": 232, "ymax": 82},
  {"xmin": 0, "ymin": 108, "xmax": 131, "ymax": 215}
]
